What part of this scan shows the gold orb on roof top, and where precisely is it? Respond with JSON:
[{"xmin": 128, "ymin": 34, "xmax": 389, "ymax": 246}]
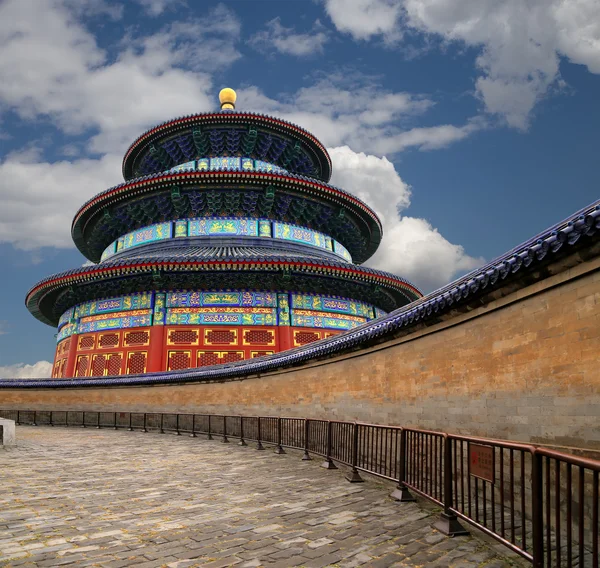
[{"xmin": 219, "ymin": 87, "xmax": 237, "ymax": 110}]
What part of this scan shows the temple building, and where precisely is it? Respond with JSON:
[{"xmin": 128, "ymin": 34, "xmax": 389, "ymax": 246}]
[{"xmin": 26, "ymin": 89, "xmax": 422, "ymax": 378}]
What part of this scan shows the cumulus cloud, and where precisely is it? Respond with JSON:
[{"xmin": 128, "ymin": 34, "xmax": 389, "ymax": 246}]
[
  {"xmin": 329, "ymin": 146, "xmax": 483, "ymax": 291},
  {"xmin": 0, "ymin": 0, "xmax": 240, "ymax": 153},
  {"xmin": 133, "ymin": 0, "xmax": 185, "ymax": 17},
  {"xmin": 238, "ymin": 75, "xmax": 481, "ymax": 154},
  {"xmin": 323, "ymin": 0, "xmax": 600, "ymax": 128},
  {"xmin": 0, "ymin": 361, "xmax": 52, "ymax": 379},
  {"xmin": 249, "ymin": 18, "xmax": 329, "ymax": 57}
]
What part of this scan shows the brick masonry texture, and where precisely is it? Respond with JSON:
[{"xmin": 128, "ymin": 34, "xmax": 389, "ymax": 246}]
[
  {"xmin": 0, "ymin": 426, "xmax": 527, "ymax": 567},
  {"xmin": 2, "ymin": 259, "xmax": 599, "ymax": 453}
]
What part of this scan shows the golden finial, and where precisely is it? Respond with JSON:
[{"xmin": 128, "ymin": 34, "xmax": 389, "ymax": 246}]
[{"xmin": 219, "ymin": 87, "xmax": 237, "ymax": 110}]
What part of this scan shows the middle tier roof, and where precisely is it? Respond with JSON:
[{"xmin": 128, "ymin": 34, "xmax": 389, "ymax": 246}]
[{"xmin": 72, "ymin": 169, "xmax": 383, "ymax": 264}]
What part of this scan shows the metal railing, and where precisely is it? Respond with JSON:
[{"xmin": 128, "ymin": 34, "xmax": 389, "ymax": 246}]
[{"xmin": 2, "ymin": 409, "xmax": 598, "ymax": 567}]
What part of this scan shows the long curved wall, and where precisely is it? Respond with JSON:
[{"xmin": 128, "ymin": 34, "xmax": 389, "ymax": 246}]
[
  {"xmin": 3, "ymin": 199, "xmax": 600, "ymax": 454},
  {"xmin": 2, "ymin": 252, "xmax": 599, "ymax": 454}
]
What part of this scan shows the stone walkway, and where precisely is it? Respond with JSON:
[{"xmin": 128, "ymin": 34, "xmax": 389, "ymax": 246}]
[{"xmin": 0, "ymin": 426, "xmax": 527, "ymax": 568}]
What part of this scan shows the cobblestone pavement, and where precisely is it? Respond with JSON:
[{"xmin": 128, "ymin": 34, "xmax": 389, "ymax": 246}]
[{"xmin": 1, "ymin": 426, "xmax": 528, "ymax": 568}]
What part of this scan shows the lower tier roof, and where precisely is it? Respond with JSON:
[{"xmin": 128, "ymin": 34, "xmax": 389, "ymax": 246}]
[{"xmin": 26, "ymin": 255, "xmax": 422, "ymax": 327}]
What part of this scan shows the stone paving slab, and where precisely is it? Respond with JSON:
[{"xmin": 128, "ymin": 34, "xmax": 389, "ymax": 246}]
[{"xmin": 0, "ymin": 426, "xmax": 528, "ymax": 567}]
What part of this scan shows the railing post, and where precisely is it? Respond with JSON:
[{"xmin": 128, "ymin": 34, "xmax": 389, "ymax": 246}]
[
  {"xmin": 256, "ymin": 416, "xmax": 264, "ymax": 450},
  {"xmin": 274, "ymin": 417, "xmax": 285, "ymax": 454},
  {"xmin": 96, "ymin": 411, "xmax": 101, "ymax": 429},
  {"xmin": 392, "ymin": 428, "xmax": 416, "ymax": 502},
  {"xmin": 81, "ymin": 411, "xmax": 86, "ymax": 428},
  {"xmin": 434, "ymin": 435, "xmax": 468, "ymax": 536},
  {"xmin": 302, "ymin": 419, "xmax": 312, "ymax": 460},
  {"xmin": 238, "ymin": 416, "xmax": 247, "ymax": 446},
  {"xmin": 222, "ymin": 415, "xmax": 229, "ymax": 443},
  {"xmin": 207, "ymin": 415, "xmax": 213, "ymax": 440},
  {"xmin": 190, "ymin": 414, "xmax": 196, "ymax": 438},
  {"xmin": 321, "ymin": 421, "xmax": 337, "ymax": 470},
  {"xmin": 49, "ymin": 410, "xmax": 54, "ymax": 427},
  {"xmin": 176, "ymin": 414, "xmax": 181, "ymax": 436},
  {"xmin": 160, "ymin": 413, "xmax": 164, "ymax": 434},
  {"xmin": 531, "ymin": 449, "xmax": 544, "ymax": 568},
  {"xmin": 143, "ymin": 413, "xmax": 147, "ymax": 433},
  {"xmin": 16, "ymin": 410, "xmax": 20, "ymax": 425},
  {"xmin": 66, "ymin": 411, "xmax": 69, "ymax": 427},
  {"xmin": 128, "ymin": 412, "xmax": 133, "ymax": 432},
  {"xmin": 346, "ymin": 423, "xmax": 364, "ymax": 483},
  {"xmin": 113, "ymin": 412, "xmax": 117, "ymax": 430},
  {"xmin": 33, "ymin": 411, "xmax": 37, "ymax": 426}
]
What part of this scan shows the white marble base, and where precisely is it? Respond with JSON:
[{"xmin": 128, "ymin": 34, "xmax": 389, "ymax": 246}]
[{"xmin": 0, "ymin": 418, "xmax": 16, "ymax": 446}]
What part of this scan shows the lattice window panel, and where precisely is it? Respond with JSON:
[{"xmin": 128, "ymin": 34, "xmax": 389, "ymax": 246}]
[
  {"xmin": 197, "ymin": 352, "xmax": 221, "ymax": 367},
  {"xmin": 99, "ymin": 333, "xmax": 120, "ymax": 348},
  {"xmin": 59, "ymin": 359, "xmax": 67, "ymax": 378},
  {"xmin": 78, "ymin": 335, "xmax": 95, "ymax": 350},
  {"xmin": 243, "ymin": 329, "xmax": 275, "ymax": 346},
  {"xmin": 91, "ymin": 354, "xmax": 107, "ymax": 377},
  {"xmin": 127, "ymin": 352, "xmax": 147, "ymax": 375},
  {"xmin": 294, "ymin": 331, "xmax": 321, "ymax": 346},
  {"xmin": 323, "ymin": 332, "xmax": 338, "ymax": 339},
  {"xmin": 251, "ymin": 351, "xmax": 275, "ymax": 358},
  {"xmin": 124, "ymin": 330, "xmax": 150, "ymax": 346},
  {"xmin": 221, "ymin": 351, "xmax": 244, "ymax": 364},
  {"xmin": 107, "ymin": 354, "xmax": 122, "ymax": 376},
  {"xmin": 167, "ymin": 329, "xmax": 198, "ymax": 345},
  {"xmin": 53, "ymin": 361, "xmax": 61, "ymax": 378},
  {"xmin": 75, "ymin": 355, "xmax": 89, "ymax": 377},
  {"xmin": 168, "ymin": 351, "xmax": 191, "ymax": 371},
  {"xmin": 205, "ymin": 329, "xmax": 237, "ymax": 345}
]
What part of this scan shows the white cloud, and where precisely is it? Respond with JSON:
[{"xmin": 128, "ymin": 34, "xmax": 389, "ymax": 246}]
[
  {"xmin": 249, "ymin": 18, "xmax": 329, "ymax": 56},
  {"xmin": 323, "ymin": 0, "xmax": 600, "ymax": 129},
  {"xmin": 0, "ymin": 0, "xmax": 240, "ymax": 154},
  {"xmin": 323, "ymin": 0, "xmax": 404, "ymax": 44},
  {"xmin": 0, "ymin": 150, "xmax": 122, "ymax": 249},
  {"xmin": 329, "ymin": 146, "xmax": 483, "ymax": 291},
  {"xmin": 238, "ymin": 76, "xmax": 480, "ymax": 154},
  {"xmin": 0, "ymin": 361, "xmax": 52, "ymax": 379},
  {"xmin": 133, "ymin": 0, "xmax": 185, "ymax": 17}
]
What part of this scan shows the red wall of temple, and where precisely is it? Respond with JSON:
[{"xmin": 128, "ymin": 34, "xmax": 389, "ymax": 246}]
[{"xmin": 51, "ymin": 325, "xmax": 341, "ymax": 378}]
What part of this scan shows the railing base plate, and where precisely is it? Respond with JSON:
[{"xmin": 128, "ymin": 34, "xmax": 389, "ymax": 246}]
[
  {"xmin": 433, "ymin": 512, "xmax": 469, "ymax": 537},
  {"xmin": 274, "ymin": 446, "xmax": 286, "ymax": 454},
  {"xmin": 391, "ymin": 484, "xmax": 416, "ymax": 502},
  {"xmin": 302, "ymin": 452, "xmax": 312, "ymax": 461},
  {"xmin": 321, "ymin": 459, "xmax": 337, "ymax": 470},
  {"xmin": 346, "ymin": 469, "xmax": 364, "ymax": 483}
]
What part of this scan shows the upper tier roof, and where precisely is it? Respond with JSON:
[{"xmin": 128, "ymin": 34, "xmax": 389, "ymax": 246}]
[
  {"xmin": 122, "ymin": 111, "xmax": 332, "ymax": 182},
  {"xmin": 72, "ymin": 169, "xmax": 383, "ymax": 264}
]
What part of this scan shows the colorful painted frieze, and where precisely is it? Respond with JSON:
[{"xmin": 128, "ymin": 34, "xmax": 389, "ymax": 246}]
[
  {"xmin": 210, "ymin": 157, "xmax": 240, "ymax": 171},
  {"xmin": 277, "ymin": 293, "xmax": 290, "ymax": 326},
  {"xmin": 174, "ymin": 220, "xmax": 188, "ymax": 238},
  {"xmin": 166, "ymin": 307, "xmax": 276, "ymax": 326},
  {"xmin": 259, "ymin": 219, "xmax": 272, "ymax": 237},
  {"xmin": 121, "ymin": 222, "xmax": 172, "ymax": 251},
  {"xmin": 77, "ymin": 312, "xmax": 152, "ymax": 333},
  {"xmin": 58, "ymin": 307, "xmax": 75, "ymax": 330},
  {"xmin": 166, "ymin": 291, "xmax": 277, "ymax": 308},
  {"xmin": 100, "ymin": 242, "xmax": 117, "ymax": 262},
  {"xmin": 188, "ymin": 218, "xmax": 259, "ymax": 237},
  {"xmin": 197, "ymin": 158, "xmax": 209, "ymax": 171},
  {"xmin": 255, "ymin": 160, "xmax": 286, "ymax": 174},
  {"xmin": 74, "ymin": 293, "xmax": 153, "ymax": 319},
  {"xmin": 291, "ymin": 314, "xmax": 363, "ymax": 330},
  {"xmin": 241, "ymin": 158, "xmax": 254, "ymax": 171},
  {"xmin": 274, "ymin": 222, "xmax": 330, "ymax": 251},
  {"xmin": 169, "ymin": 160, "xmax": 196, "ymax": 173},
  {"xmin": 57, "ymin": 322, "xmax": 77, "ymax": 342},
  {"xmin": 333, "ymin": 241, "xmax": 352, "ymax": 262},
  {"xmin": 290, "ymin": 294, "xmax": 373, "ymax": 318},
  {"xmin": 153, "ymin": 293, "xmax": 166, "ymax": 325}
]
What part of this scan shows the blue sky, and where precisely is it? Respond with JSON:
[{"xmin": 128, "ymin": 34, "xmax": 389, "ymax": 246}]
[{"xmin": 0, "ymin": 0, "xmax": 599, "ymax": 376}]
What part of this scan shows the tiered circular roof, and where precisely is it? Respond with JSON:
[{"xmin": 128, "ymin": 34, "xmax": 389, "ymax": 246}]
[
  {"xmin": 122, "ymin": 111, "xmax": 332, "ymax": 182},
  {"xmin": 27, "ymin": 90, "xmax": 423, "ymax": 328}
]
